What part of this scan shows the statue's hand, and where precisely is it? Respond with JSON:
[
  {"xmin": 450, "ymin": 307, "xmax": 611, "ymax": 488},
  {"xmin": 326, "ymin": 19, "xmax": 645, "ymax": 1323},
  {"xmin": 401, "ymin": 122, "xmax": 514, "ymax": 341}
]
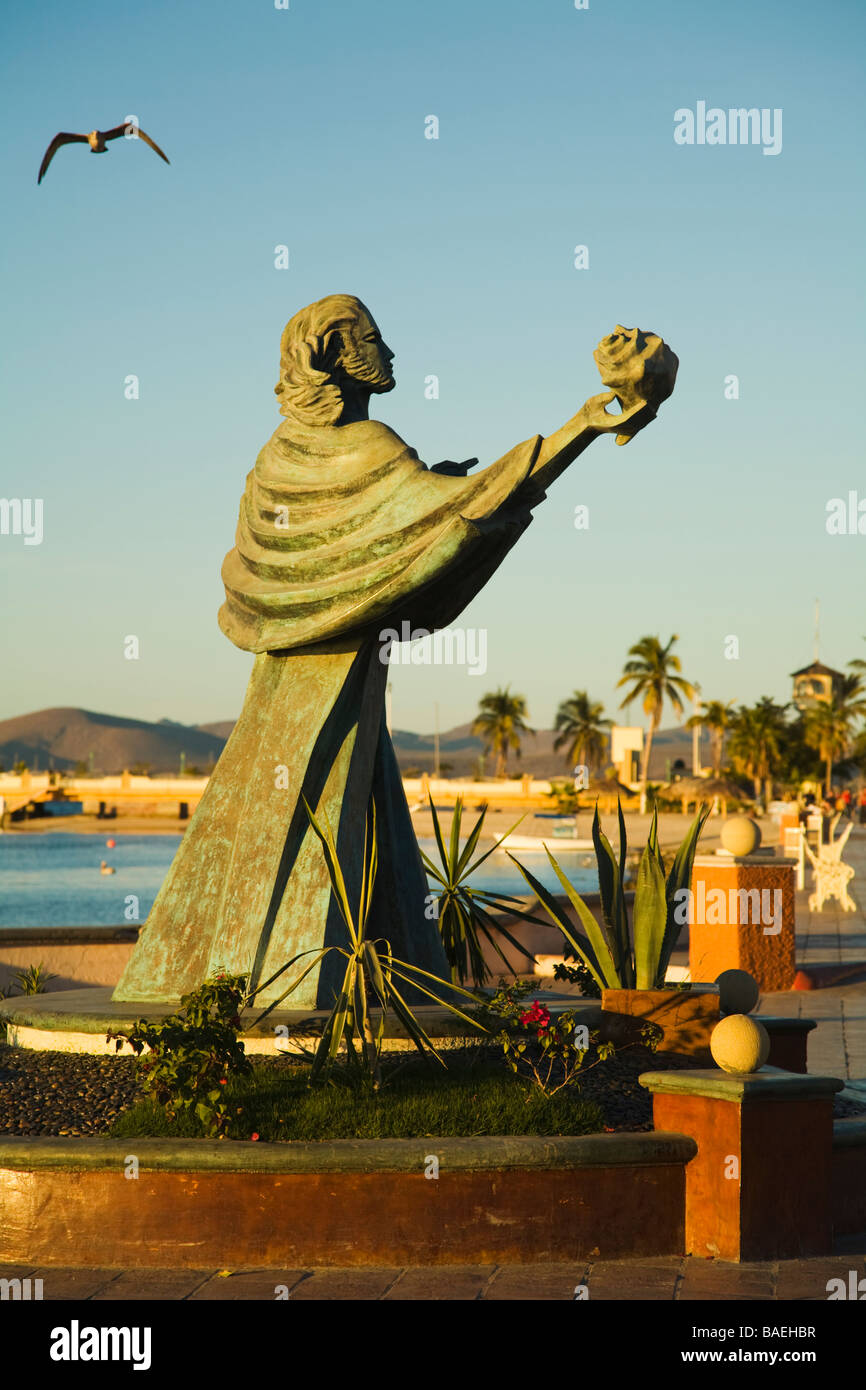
[
  {"xmin": 581, "ymin": 391, "xmax": 655, "ymax": 447},
  {"xmin": 431, "ymin": 457, "xmax": 478, "ymax": 476}
]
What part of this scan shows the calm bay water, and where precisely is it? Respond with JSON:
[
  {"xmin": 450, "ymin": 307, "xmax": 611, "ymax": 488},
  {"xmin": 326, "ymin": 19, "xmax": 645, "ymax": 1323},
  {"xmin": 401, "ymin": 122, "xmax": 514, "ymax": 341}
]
[
  {"xmin": 0, "ymin": 834, "xmax": 184, "ymax": 927},
  {"xmin": 0, "ymin": 833, "xmax": 599, "ymax": 928}
]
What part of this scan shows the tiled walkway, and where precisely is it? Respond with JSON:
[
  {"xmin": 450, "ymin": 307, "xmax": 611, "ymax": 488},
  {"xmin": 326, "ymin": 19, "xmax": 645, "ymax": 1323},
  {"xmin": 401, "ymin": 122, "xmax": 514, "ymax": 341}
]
[{"xmin": 3, "ymin": 1240, "xmax": 864, "ymax": 1300}]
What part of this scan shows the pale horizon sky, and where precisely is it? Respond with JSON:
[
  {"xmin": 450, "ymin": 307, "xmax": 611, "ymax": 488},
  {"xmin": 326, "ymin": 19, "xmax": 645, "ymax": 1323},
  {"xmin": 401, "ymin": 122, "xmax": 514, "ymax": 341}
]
[{"xmin": 1, "ymin": 0, "xmax": 864, "ymax": 737}]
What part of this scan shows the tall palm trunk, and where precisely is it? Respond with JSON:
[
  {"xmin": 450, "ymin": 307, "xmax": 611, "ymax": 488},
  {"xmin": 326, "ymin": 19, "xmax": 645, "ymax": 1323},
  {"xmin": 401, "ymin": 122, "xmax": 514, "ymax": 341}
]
[{"xmin": 640, "ymin": 714, "xmax": 659, "ymax": 815}]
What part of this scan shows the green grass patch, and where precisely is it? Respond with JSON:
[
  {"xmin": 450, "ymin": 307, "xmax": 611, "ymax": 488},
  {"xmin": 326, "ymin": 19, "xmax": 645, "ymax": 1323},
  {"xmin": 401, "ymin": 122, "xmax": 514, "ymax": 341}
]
[{"xmin": 110, "ymin": 1056, "xmax": 605, "ymax": 1142}]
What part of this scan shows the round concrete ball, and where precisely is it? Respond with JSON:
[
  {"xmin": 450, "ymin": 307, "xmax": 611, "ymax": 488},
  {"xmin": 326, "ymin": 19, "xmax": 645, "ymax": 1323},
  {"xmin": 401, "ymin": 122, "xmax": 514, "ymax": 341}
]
[
  {"xmin": 710, "ymin": 1015, "xmax": 771, "ymax": 1074},
  {"xmin": 715, "ymin": 968, "xmax": 760, "ymax": 1016},
  {"xmin": 720, "ymin": 815, "xmax": 761, "ymax": 857}
]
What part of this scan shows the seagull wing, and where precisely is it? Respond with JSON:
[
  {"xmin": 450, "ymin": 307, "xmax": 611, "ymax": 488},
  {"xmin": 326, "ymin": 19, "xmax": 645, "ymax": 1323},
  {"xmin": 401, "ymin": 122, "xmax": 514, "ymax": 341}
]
[
  {"xmin": 37, "ymin": 132, "xmax": 88, "ymax": 184},
  {"xmin": 135, "ymin": 127, "xmax": 171, "ymax": 165},
  {"xmin": 103, "ymin": 122, "xmax": 170, "ymax": 165}
]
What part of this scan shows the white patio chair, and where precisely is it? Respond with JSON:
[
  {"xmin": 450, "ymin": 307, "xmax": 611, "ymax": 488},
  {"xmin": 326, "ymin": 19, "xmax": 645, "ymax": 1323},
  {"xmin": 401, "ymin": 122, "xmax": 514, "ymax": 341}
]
[
  {"xmin": 803, "ymin": 834, "xmax": 857, "ymax": 912},
  {"xmin": 823, "ymin": 818, "xmax": 853, "ymax": 862}
]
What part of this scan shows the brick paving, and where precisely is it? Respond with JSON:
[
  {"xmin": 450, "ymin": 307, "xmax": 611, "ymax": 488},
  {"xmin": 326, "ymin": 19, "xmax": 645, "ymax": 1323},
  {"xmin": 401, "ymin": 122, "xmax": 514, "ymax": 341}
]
[{"xmin": 3, "ymin": 1244, "xmax": 863, "ymax": 1300}]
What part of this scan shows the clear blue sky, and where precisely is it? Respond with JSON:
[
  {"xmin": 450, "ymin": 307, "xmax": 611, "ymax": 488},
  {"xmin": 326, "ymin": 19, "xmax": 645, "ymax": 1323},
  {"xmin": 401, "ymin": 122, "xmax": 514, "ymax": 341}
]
[{"xmin": 1, "ymin": 0, "xmax": 864, "ymax": 736}]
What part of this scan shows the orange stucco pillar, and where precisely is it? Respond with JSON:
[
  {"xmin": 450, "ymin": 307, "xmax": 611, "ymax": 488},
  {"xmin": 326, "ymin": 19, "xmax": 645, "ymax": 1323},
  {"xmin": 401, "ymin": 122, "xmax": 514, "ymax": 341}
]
[
  {"xmin": 778, "ymin": 811, "xmax": 800, "ymax": 845},
  {"xmin": 640, "ymin": 1069, "xmax": 842, "ymax": 1261},
  {"xmin": 688, "ymin": 854, "xmax": 796, "ymax": 992}
]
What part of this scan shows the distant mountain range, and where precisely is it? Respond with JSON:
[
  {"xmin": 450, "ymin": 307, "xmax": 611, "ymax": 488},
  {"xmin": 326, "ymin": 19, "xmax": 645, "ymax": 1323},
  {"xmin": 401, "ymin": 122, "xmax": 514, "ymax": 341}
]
[
  {"xmin": 0, "ymin": 707, "xmax": 695, "ymax": 779},
  {"xmin": 0, "ymin": 708, "xmax": 225, "ymax": 775}
]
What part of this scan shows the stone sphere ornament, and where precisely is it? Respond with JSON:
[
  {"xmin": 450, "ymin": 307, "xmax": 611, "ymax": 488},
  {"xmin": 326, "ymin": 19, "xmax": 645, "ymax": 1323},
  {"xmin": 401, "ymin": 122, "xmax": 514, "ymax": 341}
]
[
  {"xmin": 710, "ymin": 1015, "xmax": 770, "ymax": 1074},
  {"xmin": 715, "ymin": 969, "xmax": 760, "ymax": 1016},
  {"xmin": 720, "ymin": 815, "xmax": 761, "ymax": 857}
]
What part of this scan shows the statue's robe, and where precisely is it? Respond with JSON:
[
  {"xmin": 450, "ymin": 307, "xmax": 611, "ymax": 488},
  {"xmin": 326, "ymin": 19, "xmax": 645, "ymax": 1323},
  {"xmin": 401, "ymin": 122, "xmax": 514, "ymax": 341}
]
[{"xmin": 114, "ymin": 417, "xmax": 546, "ymax": 1006}]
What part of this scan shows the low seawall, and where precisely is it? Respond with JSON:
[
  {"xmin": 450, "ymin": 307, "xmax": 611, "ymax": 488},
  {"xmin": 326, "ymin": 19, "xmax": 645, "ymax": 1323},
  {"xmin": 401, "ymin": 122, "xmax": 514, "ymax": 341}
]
[{"xmin": 0, "ymin": 928, "xmax": 139, "ymax": 994}]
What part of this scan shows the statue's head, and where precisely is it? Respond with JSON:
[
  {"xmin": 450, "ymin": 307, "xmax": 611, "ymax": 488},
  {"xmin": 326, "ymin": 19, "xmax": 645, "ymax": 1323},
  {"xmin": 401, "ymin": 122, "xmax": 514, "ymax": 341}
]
[{"xmin": 274, "ymin": 294, "xmax": 395, "ymax": 426}]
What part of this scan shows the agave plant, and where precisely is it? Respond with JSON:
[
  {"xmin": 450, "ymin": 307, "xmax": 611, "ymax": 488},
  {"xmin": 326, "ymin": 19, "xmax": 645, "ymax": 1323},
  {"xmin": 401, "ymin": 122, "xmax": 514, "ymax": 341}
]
[
  {"xmin": 509, "ymin": 801, "xmax": 709, "ymax": 992},
  {"xmin": 250, "ymin": 797, "xmax": 483, "ymax": 1084},
  {"xmin": 421, "ymin": 794, "xmax": 545, "ymax": 986}
]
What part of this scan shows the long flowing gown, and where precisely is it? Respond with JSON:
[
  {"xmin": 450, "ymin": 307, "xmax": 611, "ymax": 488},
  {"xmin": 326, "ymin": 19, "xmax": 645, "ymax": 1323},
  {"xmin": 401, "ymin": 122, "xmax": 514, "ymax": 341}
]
[{"xmin": 113, "ymin": 414, "xmax": 547, "ymax": 1005}]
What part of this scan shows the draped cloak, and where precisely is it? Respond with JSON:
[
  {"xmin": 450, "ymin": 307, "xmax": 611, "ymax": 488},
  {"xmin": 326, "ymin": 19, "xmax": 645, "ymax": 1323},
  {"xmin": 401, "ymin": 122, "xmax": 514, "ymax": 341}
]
[
  {"xmin": 219, "ymin": 416, "xmax": 546, "ymax": 653},
  {"xmin": 114, "ymin": 416, "xmax": 550, "ymax": 1007}
]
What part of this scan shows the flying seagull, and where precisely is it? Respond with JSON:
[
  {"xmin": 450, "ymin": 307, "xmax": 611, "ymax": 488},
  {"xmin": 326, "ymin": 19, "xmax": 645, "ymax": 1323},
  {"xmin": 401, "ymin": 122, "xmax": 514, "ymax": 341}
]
[{"xmin": 37, "ymin": 122, "xmax": 170, "ymax": 184}]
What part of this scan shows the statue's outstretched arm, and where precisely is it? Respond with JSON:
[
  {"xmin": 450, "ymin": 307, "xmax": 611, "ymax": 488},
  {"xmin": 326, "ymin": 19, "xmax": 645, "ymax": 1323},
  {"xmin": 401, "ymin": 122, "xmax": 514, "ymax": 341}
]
[{"xmin": 528, "ymin": 392, "xmax": 655, "ymax": 493}]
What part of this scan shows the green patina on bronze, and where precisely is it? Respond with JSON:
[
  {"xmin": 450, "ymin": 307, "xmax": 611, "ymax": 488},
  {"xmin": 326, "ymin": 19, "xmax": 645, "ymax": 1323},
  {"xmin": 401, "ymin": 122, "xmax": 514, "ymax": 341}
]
[{"xmin": 114, "ymin": 296, "xmax": 678, "ymax": 1006}]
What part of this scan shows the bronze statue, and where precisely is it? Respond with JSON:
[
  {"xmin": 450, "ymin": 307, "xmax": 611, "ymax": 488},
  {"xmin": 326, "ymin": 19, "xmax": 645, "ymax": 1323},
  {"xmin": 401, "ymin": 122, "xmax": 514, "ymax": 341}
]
[{"xmin": 114, "ymin": 295, "xmax": 677, "ymax": 1005}]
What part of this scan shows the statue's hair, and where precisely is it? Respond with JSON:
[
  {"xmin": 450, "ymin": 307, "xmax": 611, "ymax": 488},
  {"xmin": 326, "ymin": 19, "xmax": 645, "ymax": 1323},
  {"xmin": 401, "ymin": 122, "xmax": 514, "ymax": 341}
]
[{"xmin": 274, "ymin": 294, "xmax": 370, "ymax": 427}]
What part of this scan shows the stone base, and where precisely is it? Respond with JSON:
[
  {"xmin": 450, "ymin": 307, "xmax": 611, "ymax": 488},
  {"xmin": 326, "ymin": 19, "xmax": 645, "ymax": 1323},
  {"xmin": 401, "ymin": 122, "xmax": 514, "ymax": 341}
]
[{"xmin": 0, "ymin": 987, "xmax": 603, "ymax": 1055}]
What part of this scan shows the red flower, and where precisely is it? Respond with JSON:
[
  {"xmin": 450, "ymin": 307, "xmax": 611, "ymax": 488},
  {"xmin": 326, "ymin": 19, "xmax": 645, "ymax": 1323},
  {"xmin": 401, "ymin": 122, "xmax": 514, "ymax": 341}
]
[
  {"xmin": 518, "ymin": 1001, "xmax": 551, "ymax": 1031},
  {"xmin": 250, "ymin": 1132, "xmax": 260, "ymax": 1141},
  {"xmin": 219, "ymin": 1079, "xmax": 227, "ymax": 1085}
]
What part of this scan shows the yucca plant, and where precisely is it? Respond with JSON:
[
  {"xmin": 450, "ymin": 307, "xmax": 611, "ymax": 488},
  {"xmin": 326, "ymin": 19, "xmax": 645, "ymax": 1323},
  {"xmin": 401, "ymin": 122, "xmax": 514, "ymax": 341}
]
[
  {"xmin": 12, "ymin": 962, "xmax": 58, "ymax": 996},
  {"xmin": 421, "ymin": 794, "xmax": 546, "ymax": 986},
  {"xmin": 250, "ymin": 797, "xmax": 483, "ymax": 1085},
  {"xmin": 509, "ymin": 801, "xmax": 709, "ymax": 992}
]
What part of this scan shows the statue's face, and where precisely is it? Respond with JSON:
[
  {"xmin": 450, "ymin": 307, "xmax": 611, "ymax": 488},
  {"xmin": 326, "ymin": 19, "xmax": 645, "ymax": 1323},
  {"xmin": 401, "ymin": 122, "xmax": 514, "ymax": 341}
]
[{"xmin": 337, "ymin": 309, "xmax": 395, "ymax": 393}]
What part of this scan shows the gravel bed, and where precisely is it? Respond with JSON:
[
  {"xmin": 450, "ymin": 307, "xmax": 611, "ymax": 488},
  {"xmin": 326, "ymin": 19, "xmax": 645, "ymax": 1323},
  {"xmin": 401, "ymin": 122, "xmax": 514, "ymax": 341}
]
[
  {"xmin": 0, "ymin": 1045, "xmax": 142, "ymax": 1136},
  {"xmin": 0, "ymin": 1043, "xmax": 863, "ymax": 1138}
]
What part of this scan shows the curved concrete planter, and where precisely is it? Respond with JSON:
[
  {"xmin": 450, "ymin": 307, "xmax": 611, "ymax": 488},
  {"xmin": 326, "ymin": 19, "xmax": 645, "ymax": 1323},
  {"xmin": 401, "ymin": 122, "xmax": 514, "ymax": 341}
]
[
  {"xmin": 1, "ymin": 1118, "xmax": 861, "ymax": 1268},
  {"xmin": 0, "ymin": 1133, "xmax": 695, "ymax": 1268}
]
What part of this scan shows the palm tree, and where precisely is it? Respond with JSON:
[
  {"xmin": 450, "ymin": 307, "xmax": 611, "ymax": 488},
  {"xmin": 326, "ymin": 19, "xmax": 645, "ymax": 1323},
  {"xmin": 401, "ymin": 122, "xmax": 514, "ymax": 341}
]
[
  {"xmin": 804, "ymin": 674, "xmax": 866, "ymax": 795},
  {"xmin": 553, "ymin": 691, "xmax": 611, "ymax": 773},
  {"xmin": 471, "ymin": 688, "xmax": 533, "ymax": 778},
  {"xmin": 616, "ymin": 635, "xmax": 696, "ymax": 812},
  {"xmin": 686, "ymin": 699, "xmax": 733, "ymax": 777},
  {"xmin": 727, "ymin": 698, "xmax": 789, "ymax": 804}
]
